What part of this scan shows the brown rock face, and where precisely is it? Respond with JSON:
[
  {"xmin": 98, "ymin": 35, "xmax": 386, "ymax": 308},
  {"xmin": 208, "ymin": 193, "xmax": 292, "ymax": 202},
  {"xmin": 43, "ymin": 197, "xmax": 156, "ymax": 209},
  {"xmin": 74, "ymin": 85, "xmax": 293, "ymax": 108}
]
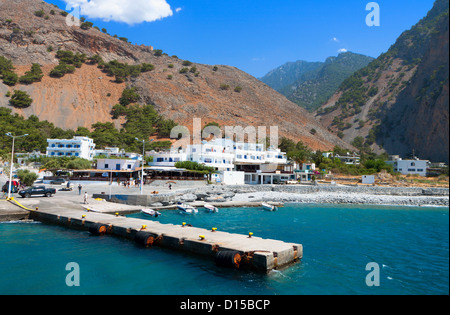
[
  {"xmin": 0, "ymin": 0, "xmax": 351, "ymax": 151},
  {"xmin": 315, "ymin": 0, "xmax": 449, "ymax": 162}
]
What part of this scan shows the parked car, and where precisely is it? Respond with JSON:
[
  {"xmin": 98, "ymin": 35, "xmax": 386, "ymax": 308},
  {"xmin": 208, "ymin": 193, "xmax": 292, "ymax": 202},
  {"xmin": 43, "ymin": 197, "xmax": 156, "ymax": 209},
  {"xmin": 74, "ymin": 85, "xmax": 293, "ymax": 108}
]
[
  {"xmin": 19, "ymin": 186, "xmax": 56, "ymax": 198},
  {"xmin": 50, "ymin": 178, "xmax": 66, "ymax": 185}
]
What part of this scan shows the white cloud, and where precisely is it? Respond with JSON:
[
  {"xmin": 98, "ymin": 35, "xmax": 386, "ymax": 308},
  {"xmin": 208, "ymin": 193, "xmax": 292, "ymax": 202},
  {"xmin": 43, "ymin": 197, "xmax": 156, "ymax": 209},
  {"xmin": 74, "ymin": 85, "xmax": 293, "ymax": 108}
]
[
  {"xmin": 337, "ymin": 48, "xmax": 348, "ymax": 53},
  {"xmin": 64, "ymin": 0, "xmax": 173, "ymax": 25},
  {"xmin": 332, "ymin": 37, "xmax": 339, "ymax": 42},
  {"xmin": 175, "ymin": 7, "xmax": 182, "ymax": 13}
]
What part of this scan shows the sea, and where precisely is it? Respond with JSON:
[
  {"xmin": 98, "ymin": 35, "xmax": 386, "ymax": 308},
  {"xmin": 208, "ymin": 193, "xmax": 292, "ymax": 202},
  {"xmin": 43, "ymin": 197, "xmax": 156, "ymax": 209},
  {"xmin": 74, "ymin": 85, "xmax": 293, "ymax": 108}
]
[{"xmin": 0, "ymin": 204, "xmax": 448, "ymax": 295}]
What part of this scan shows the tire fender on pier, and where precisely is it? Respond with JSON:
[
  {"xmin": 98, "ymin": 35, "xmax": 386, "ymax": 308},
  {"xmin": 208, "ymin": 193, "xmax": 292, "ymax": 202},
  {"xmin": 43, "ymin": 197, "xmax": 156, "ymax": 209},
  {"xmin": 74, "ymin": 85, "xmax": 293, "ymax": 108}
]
[
  {"xmin": 89, "ymin": 223, "xmax": 108, "ymax": 236},
  {"xmin": 215, "ymin": 250, "xmax": 242, "ymax": 269}
]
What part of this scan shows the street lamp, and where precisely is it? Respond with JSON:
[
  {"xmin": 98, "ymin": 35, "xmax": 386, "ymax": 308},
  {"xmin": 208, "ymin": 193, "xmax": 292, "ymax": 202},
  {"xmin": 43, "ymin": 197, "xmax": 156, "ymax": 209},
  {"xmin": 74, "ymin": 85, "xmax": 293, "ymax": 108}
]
[
  {"xmin": 135, "ymin": 138, "xmax": 145, "ymax": 195},
  {"xmin": 5, "ymin": 133, "xmax": 28, "ymax": 200}
]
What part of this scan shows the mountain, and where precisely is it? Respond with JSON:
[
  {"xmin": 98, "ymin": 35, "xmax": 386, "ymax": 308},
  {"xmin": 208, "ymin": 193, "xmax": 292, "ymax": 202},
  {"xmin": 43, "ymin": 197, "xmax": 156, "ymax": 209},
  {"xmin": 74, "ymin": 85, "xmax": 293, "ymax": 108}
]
[
  {"xmin": 315, "ymin": 0, "xmax": 449, "ymax": 163},
  {"xmin": 259, "ymin": 60, "xmax": 323, "ymax": 93},
  {"xmin": 260, "ymin": 52, "xmax": 374, "ymax": 112},
  {"xmin": 0, "ymin": 0, "xmax": 351, "ymax": 152}
]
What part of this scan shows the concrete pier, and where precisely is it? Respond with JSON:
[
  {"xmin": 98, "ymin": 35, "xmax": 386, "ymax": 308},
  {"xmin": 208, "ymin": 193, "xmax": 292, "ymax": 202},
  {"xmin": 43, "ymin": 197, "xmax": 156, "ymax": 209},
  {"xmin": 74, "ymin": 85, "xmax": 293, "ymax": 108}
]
[{"xmin": 10, "ymin": 198, "xmax": 302, "ymax": 273}]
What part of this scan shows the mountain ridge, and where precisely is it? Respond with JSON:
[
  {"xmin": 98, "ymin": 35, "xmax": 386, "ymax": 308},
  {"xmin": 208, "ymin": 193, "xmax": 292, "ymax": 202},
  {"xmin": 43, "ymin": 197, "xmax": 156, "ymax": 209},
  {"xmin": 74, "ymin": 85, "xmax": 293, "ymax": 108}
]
[{"xmin": 260, "ymin": 52, "xmax": 374, "ymax": 112}]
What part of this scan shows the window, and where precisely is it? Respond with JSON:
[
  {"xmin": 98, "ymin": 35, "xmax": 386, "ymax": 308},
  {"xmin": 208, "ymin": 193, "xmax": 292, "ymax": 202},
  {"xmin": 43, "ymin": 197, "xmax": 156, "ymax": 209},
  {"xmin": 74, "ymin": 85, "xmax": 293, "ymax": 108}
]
[
  {"xmin": 417, "ymin": 169, "xmax": 424, "ymax": 172},
  {"xmin": 51, "ymin": 152, "xmax": 55, "ymax": 156},
  {"xmin": 411, "ymin": 162, "xmax": 416, "ymax": 166},
  {"xmin": 105, "ymin": 164, "xmax": 109, "ymax": 169},
  {"xmin": 127, "ymin": 165, "xmax": 132, "ymax": 169},
  {"xmin": 51, "ymin": 144, "xmax": 56, "ymax": 147},
  {"xmin": 157, "ymin": 158, "xmax": 163, "ymax": 162}
]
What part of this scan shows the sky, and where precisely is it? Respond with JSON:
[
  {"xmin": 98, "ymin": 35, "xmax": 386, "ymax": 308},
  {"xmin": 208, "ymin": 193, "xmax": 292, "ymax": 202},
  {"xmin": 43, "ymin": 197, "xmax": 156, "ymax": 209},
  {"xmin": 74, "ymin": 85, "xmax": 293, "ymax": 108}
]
[{"xmin": 45, "ymin": 0, "xmax": 436, "ymax": 78}]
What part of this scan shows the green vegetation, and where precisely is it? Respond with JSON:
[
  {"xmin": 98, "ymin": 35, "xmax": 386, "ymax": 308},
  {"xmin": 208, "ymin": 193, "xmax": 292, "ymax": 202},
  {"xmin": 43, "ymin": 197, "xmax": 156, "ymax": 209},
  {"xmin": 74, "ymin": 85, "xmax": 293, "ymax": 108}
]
[
  {"xmin": 119, "ymin": 87, "xmax": 140, "ymax": 106},
  {"xmin": 80, "ymin": 21, "xmax": 94, "ymax": 30},
  {"xmin": 0, "ymin": 56, "xmax": 18, "ymax": 86},
  {"xmin": 1, "ymin": 71, "xmax": 18, "ymax": 86},
  {"xmin": 174, "ymin": 161, "xmax": 216, "ymax": 175},
  {"xmin": 0, "ymin": 107, "xmax": 76, "ymax": 157},
  {"xmin": 9, "ymin": 90, "xmax": 33, "ymax": 108},
  {"xmin": 279, "ymin": 136, "xmax": 393, "ymax": 176},
  {"xmin": 50, "ymin": 62, "xmax": 75, "ymax": 78},
  {"xmin": 19, "ymin": 64, "xmax": 44, "ymax": 84},
  {"xmin": 16, "ymin": 169, "xmax": 38, "ymax": 186},
  {"xmin": 179, "ymin": 67, "xmax": 189, "ymax": 74},
  {"xmin": 34, "ymin": 10, "xmax": 45, "ymax": 18}
]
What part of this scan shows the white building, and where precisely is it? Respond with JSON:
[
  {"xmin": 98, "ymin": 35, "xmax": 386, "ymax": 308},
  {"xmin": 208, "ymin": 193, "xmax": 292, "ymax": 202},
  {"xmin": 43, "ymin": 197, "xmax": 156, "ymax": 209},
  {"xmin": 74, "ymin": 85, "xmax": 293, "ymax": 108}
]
[
  {"xmin": 148, "ymin": 138, "xmax": 293, "ymax": 185},
  {"xmin": 362, "ymin": 175, "xmax": 375, "ymax": 184},
  {"xmin": 46, "ymin": 137, "xmax": 96, "ymax": 161},
  {"xmin": 94, "ymin": 147, "xmax": 142, "ymax": 160},
  {"xmin": 385, "ymin": 156, "xmax": 428, "ymax": 177},
  {"xmin": 96, "ymin": 159, "xmax": 141, "ymax": 171},
  {"xmin": 295, "ymin": 163, "xmax": 317, "ymax": 182}
]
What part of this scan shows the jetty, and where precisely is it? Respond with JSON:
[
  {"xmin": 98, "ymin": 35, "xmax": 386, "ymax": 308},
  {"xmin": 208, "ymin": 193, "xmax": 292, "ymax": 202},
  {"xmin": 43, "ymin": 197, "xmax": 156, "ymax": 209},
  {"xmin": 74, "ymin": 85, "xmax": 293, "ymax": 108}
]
[{"xmin": 6, "ymin": 197, "xmax": 302, "ymax": 273}]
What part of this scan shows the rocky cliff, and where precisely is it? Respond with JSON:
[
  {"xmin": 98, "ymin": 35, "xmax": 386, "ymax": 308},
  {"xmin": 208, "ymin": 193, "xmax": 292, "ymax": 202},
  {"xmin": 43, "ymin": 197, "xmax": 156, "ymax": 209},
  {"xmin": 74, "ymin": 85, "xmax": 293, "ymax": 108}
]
[
  {"xmin": 0, "ymin": 0, "xmax": 351, "ymax": 151},
  {"xmin": 315, "ymin": 0, "xmax": 449, "ymax": 162}
]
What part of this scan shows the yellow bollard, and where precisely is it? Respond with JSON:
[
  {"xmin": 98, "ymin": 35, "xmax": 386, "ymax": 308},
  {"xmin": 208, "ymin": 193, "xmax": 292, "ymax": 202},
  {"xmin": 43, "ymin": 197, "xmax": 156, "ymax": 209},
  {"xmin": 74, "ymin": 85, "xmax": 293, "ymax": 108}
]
[
  {"xmin": 248, "ymin": 232, "xmax": 253, "ymax": 238},
  {"xmin": 211, "ymin": 227, "xmax": 217, "ymax": 232},
  {"xmin": 199, "ymin": 235, "xmax": 205, "ymax": 240}
]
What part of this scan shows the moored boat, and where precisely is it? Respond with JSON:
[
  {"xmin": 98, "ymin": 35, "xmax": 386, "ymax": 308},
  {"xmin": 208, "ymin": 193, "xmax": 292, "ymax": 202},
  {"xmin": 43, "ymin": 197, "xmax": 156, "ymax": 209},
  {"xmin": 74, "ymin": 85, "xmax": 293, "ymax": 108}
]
[
  {"xmin": 141, "ymin": 208, "xmax": 162, "ymax": 217},
  {"xmin": 177, "ymin": 203, "xmax": 198, "ymax": 214},
  {"xmin": 262, "ymin": 202, "xmax": 278, "ymax": 211},
  {"xmin": 204, "ymin": 203, "xmax": 219, "ymax": 213}
]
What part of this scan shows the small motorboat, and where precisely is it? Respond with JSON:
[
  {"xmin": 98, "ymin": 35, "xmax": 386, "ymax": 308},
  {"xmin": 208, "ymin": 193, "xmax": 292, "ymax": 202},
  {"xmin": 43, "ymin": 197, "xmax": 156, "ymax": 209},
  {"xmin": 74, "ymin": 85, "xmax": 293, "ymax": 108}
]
[
  {"xmin": 204, "ymin": 203, "xmax": 219, "ymax": 213},
  {"xmin": 141, "ymin": 208, "xmax": 162, "ymax": 217},
  {"xmin": 262, "ymin": 202, "xmax": 278, "ymax": 211},
  {"xmin": 177, "ymin": 203, "xmax": 198, "ymax": 214}
]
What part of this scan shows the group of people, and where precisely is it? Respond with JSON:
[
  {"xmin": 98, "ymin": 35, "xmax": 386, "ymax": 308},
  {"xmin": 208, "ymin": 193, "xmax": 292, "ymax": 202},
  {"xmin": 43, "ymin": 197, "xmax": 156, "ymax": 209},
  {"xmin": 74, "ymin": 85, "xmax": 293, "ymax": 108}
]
[{"xmin": 77, "ymin": 184, "xmax": 89, "ymax": 204}]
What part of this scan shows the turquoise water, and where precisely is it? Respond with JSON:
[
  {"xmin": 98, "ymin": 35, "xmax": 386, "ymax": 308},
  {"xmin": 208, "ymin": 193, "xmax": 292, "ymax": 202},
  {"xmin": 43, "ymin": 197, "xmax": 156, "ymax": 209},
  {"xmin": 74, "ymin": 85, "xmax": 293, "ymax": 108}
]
[{"xmin": 0, "ymin": 204, "xmax": 448, "ymax": 295}]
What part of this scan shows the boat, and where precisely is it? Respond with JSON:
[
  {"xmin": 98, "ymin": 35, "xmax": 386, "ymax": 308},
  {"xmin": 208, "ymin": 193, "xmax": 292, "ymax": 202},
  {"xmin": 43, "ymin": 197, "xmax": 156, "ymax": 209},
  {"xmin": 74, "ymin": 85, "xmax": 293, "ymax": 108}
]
[
  {"xmin": 141, "ymin": 208, "xmax": 162, "ymax": 217},
  {"xmin": 262, "ymin": 202, "xmax": 278, "ymax": 211},
  {"xmin": 177, "ymin": 203, "xmax": 198, "ymax": 214},
  {"xmin": 204, "ymin": 203, "xmax": 219, "ymax": 213}
]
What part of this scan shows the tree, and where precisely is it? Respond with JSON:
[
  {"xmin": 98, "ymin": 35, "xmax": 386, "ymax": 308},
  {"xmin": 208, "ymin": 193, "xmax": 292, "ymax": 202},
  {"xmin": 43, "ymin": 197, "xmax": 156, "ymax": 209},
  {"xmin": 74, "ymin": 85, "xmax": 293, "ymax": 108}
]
[
  {"xmin": 19, "ymin": 63, "xmax": 44, "ymax": 84},
  {"xmin": 9, "ymin": 90, "xmax": 33, "ymax": 108},
  {"xmin": 2, "ymin": 71, "xmax": 18, "ymax": 86},
  {"xmin": 16, "ymin": 169, "xmax": 38, "ymax": 187},
  {"xmin": 119, "ymin": 87, "xmax": 141, "ymax": 106},
  {"xmin": 80, "ymin": 21, "xmax": 94, "ymax": 30}
]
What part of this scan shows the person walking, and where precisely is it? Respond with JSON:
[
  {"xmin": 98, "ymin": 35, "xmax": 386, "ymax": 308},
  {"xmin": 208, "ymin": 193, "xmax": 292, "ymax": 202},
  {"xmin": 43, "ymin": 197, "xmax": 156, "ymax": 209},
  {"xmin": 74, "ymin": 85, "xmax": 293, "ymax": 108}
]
[
  {"xmin": 78, "ymin": 184, "xmax": 82, "ymax": 195},
  {"xmin": 83, "ymin": 192, "xmax": 89, "ymax": 204}
]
